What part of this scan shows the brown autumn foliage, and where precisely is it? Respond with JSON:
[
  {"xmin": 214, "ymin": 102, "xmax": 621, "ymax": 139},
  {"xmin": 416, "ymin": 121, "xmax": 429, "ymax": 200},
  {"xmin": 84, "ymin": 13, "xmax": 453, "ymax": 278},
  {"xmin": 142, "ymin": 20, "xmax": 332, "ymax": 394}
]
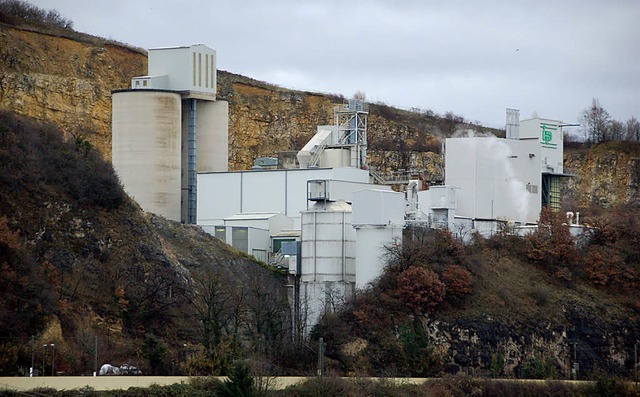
[
  {"xmin": 0, "ymin": 215, "xmax": 20, "ymax": 250},
  {"xmin": 397, "ymin": 266, "xmax": 446, "ymax": 314},
  {"xmin": 442, "ymin": 264, "xmax": 473, "ymax": 298},
  {"xmin": 525, "ymin": 207, "xmax": 578, "ymax": 283},
  {"xmin": 385, "ymin": 226, "xmax": 467, "ymax": 274},
  {"xmin": 578, "ymin": 205, "xmax": 640, "ymax": 290}
]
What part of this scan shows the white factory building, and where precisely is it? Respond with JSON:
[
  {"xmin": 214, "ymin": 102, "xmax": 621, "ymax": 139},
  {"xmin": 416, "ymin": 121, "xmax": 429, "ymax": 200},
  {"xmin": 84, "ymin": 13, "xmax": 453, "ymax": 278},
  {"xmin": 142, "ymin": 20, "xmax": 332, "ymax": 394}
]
[
  {"xmin": 111, "ymin": 45, "xmax": 571, "ymax": 335},
  {"xmin": 425, "ymin": 108, "xmax": 568, "ymax": 236}
]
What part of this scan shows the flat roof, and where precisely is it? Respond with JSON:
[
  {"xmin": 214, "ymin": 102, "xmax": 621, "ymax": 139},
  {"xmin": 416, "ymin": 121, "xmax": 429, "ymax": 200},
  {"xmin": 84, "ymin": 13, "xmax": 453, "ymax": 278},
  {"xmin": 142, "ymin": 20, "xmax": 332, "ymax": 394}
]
[
  {"xmin": 272, "ymin": 230, "xmax": 301, "ymax": 238},
  {"xmin": 224, "ymin": 212, "xmax": 285, "ymax": 221}
]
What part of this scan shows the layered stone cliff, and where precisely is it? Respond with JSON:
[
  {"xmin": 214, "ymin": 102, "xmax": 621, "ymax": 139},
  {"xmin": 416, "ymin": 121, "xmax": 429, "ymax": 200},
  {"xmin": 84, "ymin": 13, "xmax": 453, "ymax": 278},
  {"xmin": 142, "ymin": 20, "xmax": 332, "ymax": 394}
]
[
  {"xmin": 1, "ymin": 22, "xmax": 637, "ymax": 208},
  {"xmin": 0, "ymin": 24, "xmax": 146, "ymax": 159},
  {"xmin": 0, "ymin": 22, "xmax": 463, "ymax": 176},
  {"xmin": 564, "ymin": 143, "xmax": 640, "ymax": 210}
]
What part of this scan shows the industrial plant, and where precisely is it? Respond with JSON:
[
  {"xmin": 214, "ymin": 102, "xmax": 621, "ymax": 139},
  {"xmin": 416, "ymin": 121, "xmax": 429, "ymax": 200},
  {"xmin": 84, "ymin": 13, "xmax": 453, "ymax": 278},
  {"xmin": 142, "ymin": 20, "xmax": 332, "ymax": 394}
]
[{"xmin": 112, "ymin": 44, "xmax": 573, "ymax": 334}]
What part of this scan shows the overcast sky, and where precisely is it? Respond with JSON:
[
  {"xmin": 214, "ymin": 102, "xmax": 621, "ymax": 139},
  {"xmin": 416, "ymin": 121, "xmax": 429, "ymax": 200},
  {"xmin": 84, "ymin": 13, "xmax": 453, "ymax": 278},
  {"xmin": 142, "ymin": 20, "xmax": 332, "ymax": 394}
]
[{"xmin": 31, "ymin": 0, "xmax": 639, "ymax": 130}]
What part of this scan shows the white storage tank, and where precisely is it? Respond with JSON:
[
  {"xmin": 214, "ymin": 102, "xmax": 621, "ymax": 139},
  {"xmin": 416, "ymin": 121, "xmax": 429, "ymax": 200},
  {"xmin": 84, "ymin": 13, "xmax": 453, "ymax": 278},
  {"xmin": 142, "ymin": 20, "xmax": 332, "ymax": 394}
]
[
  {"xmin": 352, "ymin": 189, "xmax": 405, "ymax": 289},
  {"xmin": 320, "ymin": 148, "xmax": 351, "ymax": 168},
  {"xmin": 180, "ymin": 100, "xmax": 229, "ymax": 221},
  {"xmin": 300, "ymin": 200, "xmax": 356, "ymax": 283},
  {"xmin": 112, "ymin": 90, "xmax": 182, "ymax": 221}
]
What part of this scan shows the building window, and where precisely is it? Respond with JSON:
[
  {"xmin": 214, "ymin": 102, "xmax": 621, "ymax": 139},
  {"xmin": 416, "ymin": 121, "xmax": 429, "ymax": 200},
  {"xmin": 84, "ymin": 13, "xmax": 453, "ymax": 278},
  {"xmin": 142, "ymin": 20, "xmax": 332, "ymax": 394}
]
[
  {"xmin": 192, "ymin": 52, "xmax": 196, "ymax": 86},
  {"xmin": 214, "ymin": 226, "xmax": 226, "ymax": 241},
  {"xmin": 198, "ymin": 52, "xmax": 202, "ymax": 87},
  {"xmin": 142, "ymin": 80, "xmax": 148, "ymax": 87},
  {"xmin": 252, "ymin": 249, "xmax": 267, "ymax": 262},
  {"xmin": 232, "ymin": 227, "xmax": 248, "ymax": 253}
]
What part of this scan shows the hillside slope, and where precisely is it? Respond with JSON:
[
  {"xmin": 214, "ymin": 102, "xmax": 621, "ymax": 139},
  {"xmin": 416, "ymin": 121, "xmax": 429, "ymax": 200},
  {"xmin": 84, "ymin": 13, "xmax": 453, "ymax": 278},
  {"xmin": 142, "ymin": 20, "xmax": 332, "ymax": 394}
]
[
  {"xmin": 317, "ymin": 226, "xmax": 640, "ymax": 379},
  {"xmin": 0, "ymin": 111, "xmax": 289, "ymax": 376}
]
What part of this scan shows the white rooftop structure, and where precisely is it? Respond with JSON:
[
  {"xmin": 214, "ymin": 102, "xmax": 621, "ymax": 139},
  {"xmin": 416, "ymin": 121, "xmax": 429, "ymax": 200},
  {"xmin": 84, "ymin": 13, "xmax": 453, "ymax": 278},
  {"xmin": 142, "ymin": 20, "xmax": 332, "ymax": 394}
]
[{"xmin": 132, "ymin": 44, "xmax": 217, "ymax": 99}]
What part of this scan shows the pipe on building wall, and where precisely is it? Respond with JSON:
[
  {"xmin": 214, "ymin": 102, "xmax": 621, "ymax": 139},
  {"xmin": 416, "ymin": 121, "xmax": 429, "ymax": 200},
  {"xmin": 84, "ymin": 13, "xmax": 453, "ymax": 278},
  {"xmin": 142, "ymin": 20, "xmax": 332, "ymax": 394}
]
[
  {"xmin": 187, "ymin": 99, "xmax": 197, "ymax": 224},
  {"xmin": 341, "ymin": 211, "xmax": 345, "ymax": 281},
  {"xmin": 313, "ymin": 211, "xmax": 317, "ymax": 282}
]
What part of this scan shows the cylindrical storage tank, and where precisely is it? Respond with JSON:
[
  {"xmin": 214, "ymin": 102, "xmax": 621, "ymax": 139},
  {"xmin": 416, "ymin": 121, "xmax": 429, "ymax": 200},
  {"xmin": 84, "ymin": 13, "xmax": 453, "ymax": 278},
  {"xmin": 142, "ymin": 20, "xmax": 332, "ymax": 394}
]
[
  {"xmin": 300, "ymin": 200, "xmax": 356, "ymax": 283},
  {"xmin": 198, "ymin": 100, "xmax": 229, "ymax": 172},
  {"xmin": 355, "ymin": 225, "xmax": 402, "ymax": 289},
  {"xmin": 112, "ymin": 90, "xmax": 182, "ymax": 221},
  {"xmin": 320, "ymin": 148, "xmax": 350, "ymax": 168}
]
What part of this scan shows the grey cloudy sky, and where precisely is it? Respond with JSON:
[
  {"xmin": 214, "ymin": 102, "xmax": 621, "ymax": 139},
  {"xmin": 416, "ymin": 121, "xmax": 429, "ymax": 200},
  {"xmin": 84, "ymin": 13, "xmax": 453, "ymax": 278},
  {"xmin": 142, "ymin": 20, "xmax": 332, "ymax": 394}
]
[{"xmin": 31, "ymin": 0, "xmax": 639, "ymax": 129}]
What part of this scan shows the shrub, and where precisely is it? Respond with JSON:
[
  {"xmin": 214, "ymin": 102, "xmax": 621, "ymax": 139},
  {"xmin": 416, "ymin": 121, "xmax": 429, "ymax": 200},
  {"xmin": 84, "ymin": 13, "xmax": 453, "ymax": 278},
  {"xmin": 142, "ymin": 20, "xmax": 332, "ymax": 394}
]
[
  {"xmin": 442, "ymin": 265, "xmax": 473, "ymax": 298},
  {"xmin": 525, "ymin": 207, "xmax": 578, "ymax": 281},
  {"xmin": 0, "ymin": 0, "xmax": 73, "ymax": 29},
  {"xmin": 397, "ymin": 266, "xmax": 445, "ymax": 314},
  {"xmin": 0, "ymin": 111, "xmax": 126, "ymax": 210},
  {"xmin": 215, "ymin": 362, "xmax": 255, "ymax": 397}
]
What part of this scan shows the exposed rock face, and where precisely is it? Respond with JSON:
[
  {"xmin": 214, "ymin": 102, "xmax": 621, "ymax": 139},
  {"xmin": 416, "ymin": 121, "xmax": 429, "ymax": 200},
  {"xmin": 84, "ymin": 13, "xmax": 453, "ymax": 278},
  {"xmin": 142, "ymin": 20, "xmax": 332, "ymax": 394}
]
[
  {"xmin": 1, "ymin": 23, "xmax": 638, "ymax": 206},
  {"xmin": 0, "ymin": 24, "xmax": 146, "ymax": 159},
  {"xmin": 429, "ymin": 303, "xmax": 638, "ymax": 378},
  {"xmin": 0, "ymin": 23, "xmax": 461, "ymax": 175},
  {"xmin": 564, "ymin": 144, "xmax": 640, "ymax": 209}
]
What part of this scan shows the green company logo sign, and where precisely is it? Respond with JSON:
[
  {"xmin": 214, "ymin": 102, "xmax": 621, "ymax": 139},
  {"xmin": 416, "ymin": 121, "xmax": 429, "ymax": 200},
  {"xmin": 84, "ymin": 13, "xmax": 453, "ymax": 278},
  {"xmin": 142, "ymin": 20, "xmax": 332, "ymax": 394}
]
[{"xmin": 540, "ymin": 122, "xmax": 558, "ymax": 148}]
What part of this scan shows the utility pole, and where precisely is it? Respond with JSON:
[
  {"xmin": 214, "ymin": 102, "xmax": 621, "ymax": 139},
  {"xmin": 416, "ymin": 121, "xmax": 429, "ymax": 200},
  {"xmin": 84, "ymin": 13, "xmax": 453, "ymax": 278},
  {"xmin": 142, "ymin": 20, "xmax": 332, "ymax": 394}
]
[
  {"xmin": 94, "ymin": 336, "xmax": 98, "ymax": 377},
  {"xmin": 42, "ymin": 344, "xmax": 46, "ymax": 376},
  {"xmin": 635, "ymin": 341, "xmax": 637, "ymax": 391},
  {"xmin": 317, "ymin": 337, "xmax": 325, "ymax": 377},
  {"xmin": 30, "ymin": 336, "xmax": 34, "ymax": 377}
]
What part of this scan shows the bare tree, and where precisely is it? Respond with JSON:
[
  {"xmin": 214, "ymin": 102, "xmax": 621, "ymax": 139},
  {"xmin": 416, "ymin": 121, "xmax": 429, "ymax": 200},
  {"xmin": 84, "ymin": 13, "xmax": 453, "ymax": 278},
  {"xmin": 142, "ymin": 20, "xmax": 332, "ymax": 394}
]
[
  {"xmin": 188, "ymin": 264, "xmax": 240, "ymax": 357},
  {"xmin": 579, "ymin": 98, "xmax": 611, "ymax": 143},
  {"xmin": 626, "ymin": 116, "xmax": 640, "ymax": 142},
  {"xmin": 608, "ymin": 120, "xmax": 625, "ymax": 141}
]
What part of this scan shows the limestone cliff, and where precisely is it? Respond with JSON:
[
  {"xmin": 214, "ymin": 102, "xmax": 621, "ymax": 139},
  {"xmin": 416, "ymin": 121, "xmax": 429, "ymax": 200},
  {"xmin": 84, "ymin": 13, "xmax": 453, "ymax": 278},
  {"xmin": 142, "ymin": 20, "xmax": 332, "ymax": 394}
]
[
  {"xmin": 0, "ymin": 22, "xmax": 466, "ymax": 175},
  {"xmin": 1, "ymin": 21, "xmax": 637, "ymax": 208},
  {"xmin": 563, "ymin": 143, "xmax": 640, "ymax": 210},
  {"xmin": 0, "ymin": 24, "xmax": 146, "ymax": 159}
]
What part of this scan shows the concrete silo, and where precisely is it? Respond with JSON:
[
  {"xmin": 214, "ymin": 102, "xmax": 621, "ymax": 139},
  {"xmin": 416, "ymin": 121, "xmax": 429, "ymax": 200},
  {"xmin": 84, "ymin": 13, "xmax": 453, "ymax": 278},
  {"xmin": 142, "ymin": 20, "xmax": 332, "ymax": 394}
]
[
  {"xmin": 112, "ymin": 90, "xmax": 182, "ymax": 221},
  {"xmin": 300, "ymin": 200, "xmax": 356, "ymax": 331},
  {"xmin": 194, "ymin": 100, "xmax": 228, "ymax": 173},
  {"xmin": 112, "ymin": 44, "xmax": 228, "ymax": 223}
]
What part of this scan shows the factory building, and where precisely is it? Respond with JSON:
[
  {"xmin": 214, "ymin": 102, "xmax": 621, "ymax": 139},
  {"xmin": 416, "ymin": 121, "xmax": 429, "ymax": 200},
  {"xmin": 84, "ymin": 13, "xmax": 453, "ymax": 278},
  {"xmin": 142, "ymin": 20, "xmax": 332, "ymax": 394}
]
[
  {"xmin": 112, "ymin": 44, "xmax": 573, "ymax": 337},
  {"xmin": 414, "ymin": 109, "xmax": 571, "ymax": 236}
]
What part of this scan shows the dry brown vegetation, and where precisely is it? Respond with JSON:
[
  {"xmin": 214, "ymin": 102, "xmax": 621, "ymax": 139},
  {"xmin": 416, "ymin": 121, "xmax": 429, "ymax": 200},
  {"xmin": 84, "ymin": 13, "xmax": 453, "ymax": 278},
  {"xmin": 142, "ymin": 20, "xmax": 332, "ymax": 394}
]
[
  {"xmin": 0, "ymin": 111, "xmax": 306, "ymax": 377},
  {"xmin": 315, "ymin": 210, "xmax": 640, "ymax": 379}
]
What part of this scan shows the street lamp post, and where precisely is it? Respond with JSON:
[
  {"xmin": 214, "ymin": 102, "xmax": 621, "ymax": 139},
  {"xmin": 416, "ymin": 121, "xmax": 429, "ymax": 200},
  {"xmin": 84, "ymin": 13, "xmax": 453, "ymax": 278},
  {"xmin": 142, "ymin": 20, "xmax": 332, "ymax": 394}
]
[
  {"xmin": 51, "ymin": 343, "xmax": 55, "ymax": 376},
  {"xmin": 42, "ymin": 344, "xmax": 46, "ymax": 376}
]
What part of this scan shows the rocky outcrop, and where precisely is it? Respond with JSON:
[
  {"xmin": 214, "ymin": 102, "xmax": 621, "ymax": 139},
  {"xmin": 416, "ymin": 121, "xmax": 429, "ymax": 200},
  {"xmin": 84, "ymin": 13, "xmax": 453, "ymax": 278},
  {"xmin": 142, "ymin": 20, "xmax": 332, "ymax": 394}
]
[
  {"xmin": 2, "ymin": 22, "xmax": 638, "ymax": 207},
  {"xmin": 0, "ymin": 24, "xmax": 146, "ymax": 159},
  {"xmin": 0, "ymin": 23, "xmax": 466, "ymax": 174},
  {"xmin": 429, "ymin": 301, "xmax": 638, "ymax": 378},
  {"xmin": 564, "ymin": 143, "xmax": 640, "ymax": 209}
]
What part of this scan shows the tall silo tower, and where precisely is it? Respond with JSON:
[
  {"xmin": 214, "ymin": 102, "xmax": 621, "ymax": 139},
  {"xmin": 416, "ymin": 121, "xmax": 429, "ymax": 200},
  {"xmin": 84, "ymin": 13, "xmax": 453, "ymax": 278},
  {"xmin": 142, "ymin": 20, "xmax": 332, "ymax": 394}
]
[
  {"xmin": 300, "ymin": 199, "xmax": 356, "ymax": 332},
  {"xmin": 112, "ymin": 44, "xmax": 228, "ymax": 223}
]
